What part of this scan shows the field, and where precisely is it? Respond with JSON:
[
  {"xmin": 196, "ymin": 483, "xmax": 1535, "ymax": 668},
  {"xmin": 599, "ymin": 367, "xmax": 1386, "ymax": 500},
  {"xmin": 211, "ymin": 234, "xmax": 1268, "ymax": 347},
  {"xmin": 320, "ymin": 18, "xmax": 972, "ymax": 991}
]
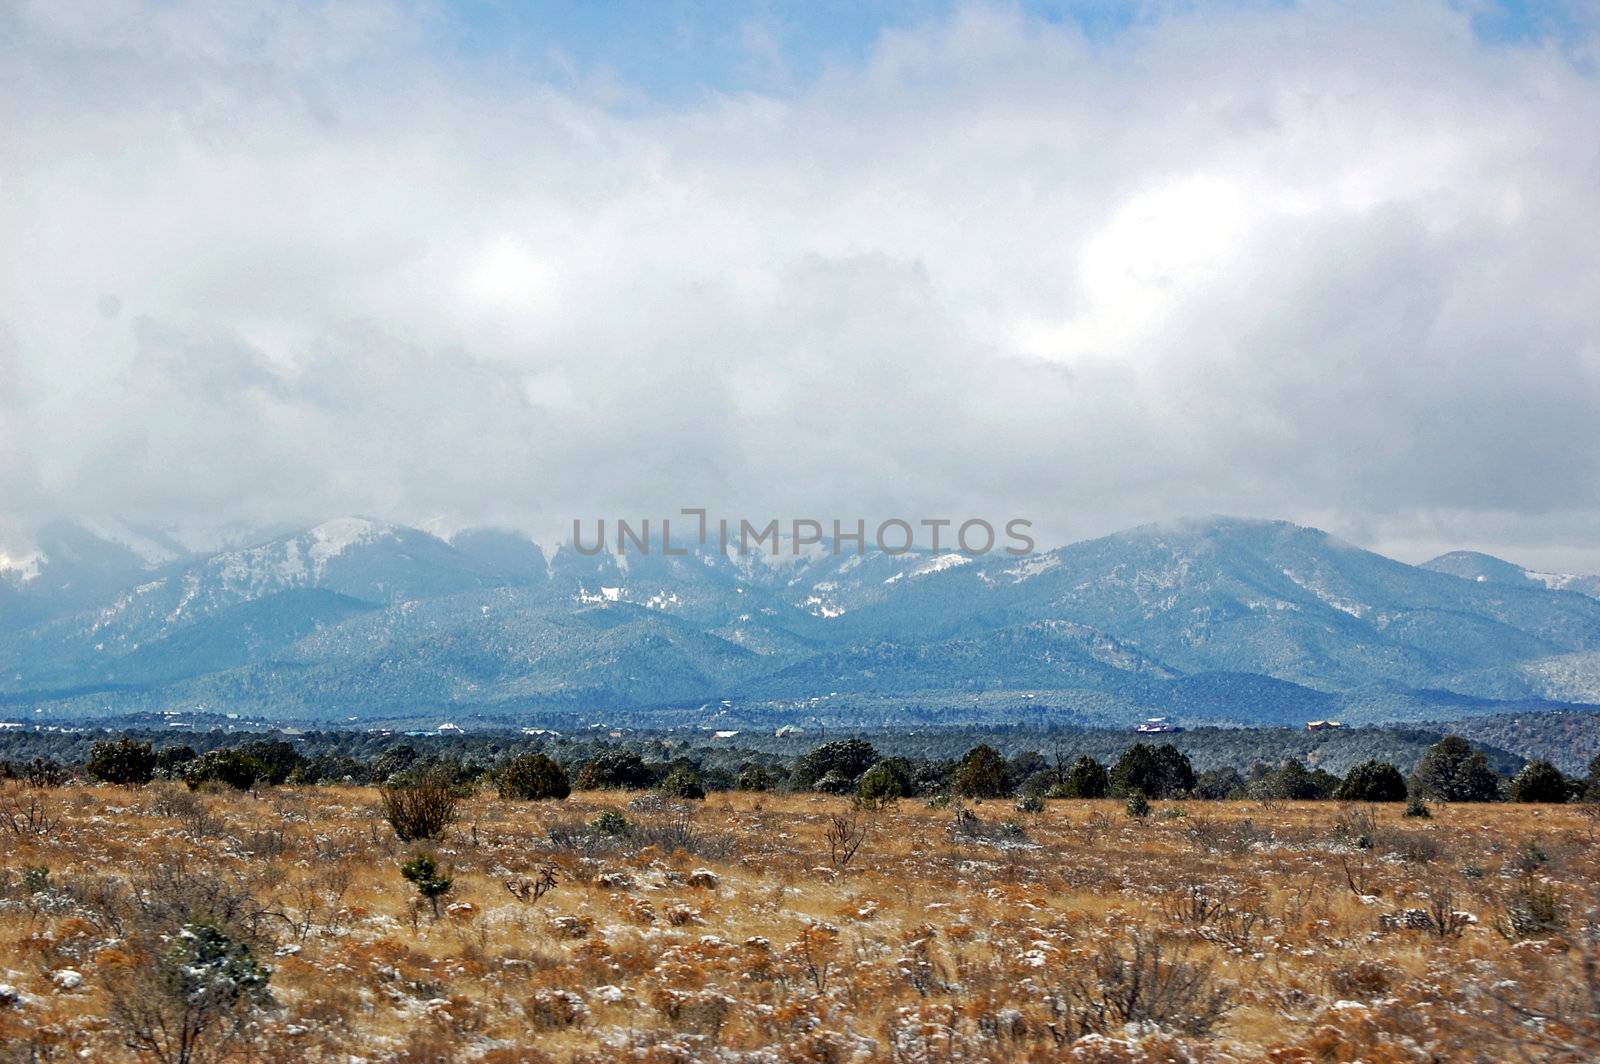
[{"xmin": 1, "ymin": 782, "xmax": 1597, "ymax": 1062}]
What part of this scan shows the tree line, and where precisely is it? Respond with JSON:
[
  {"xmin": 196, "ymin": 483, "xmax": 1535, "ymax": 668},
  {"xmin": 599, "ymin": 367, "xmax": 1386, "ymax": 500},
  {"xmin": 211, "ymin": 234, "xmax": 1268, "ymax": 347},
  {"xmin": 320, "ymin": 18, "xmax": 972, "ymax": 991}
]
[{"xmin": 12, "ymin": 732, "xmax": 1595, "ymax": 807}]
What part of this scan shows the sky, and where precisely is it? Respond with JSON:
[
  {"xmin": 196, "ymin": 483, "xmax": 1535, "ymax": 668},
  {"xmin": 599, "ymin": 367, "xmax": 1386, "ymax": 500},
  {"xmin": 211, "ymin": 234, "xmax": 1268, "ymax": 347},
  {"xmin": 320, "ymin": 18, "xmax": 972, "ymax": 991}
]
[{"xmin": 2, "ymin": 0, "xmax": 1600, "ymax": 570}]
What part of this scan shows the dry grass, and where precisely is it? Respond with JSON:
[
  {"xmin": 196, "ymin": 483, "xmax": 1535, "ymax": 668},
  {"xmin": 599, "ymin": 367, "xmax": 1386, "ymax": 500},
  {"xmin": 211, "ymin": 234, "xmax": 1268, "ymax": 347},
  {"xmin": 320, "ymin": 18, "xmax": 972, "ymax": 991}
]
[{"xmin": 0, "ymin": 782, "xmax": 1596, "ymax": 1062}]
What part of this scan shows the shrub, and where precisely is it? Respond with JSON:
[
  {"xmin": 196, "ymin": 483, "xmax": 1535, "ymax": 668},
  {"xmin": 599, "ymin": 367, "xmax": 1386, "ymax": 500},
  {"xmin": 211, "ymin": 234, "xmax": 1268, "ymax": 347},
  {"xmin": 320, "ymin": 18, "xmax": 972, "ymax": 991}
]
[
  {"xmin": 590, "ymin": 809, "xmax": 630, "ymax": 836},
  {"xmin": 1404, "ymin": 794, "xmax": 1431, "ymax": 819},
  {"xmin": 400, "ymin": 853, "xmax": 454, "ymax": 918},
  {"xmin": 184, "ymin": 749, "xmax": 266, "ymax": 792},
  {"xmin": 497, "ymin": 753, "xmax": 571, "ymax": 801},
  {"xmin": 1412, "ymin": 736, "xmax": 1502, "ymax": 802},
  {"xmin": 658, "ymin": 767, "xmax": 706, "ymax": 800},
  {"xmin": 1016, "ymin": 792, "xmax": 1046, "ymax": 814},
  {"xmin": 381, "ymin": 774, "xmax": 459, "ymax": 841},
  {"xmin": 1508, "ymin": 760, "xmax": 1575, "ymax": 804},
  {"xmin": 86, "ymin": 738, "xmax": 157, "ymax": 788},
  {"xmin": 857, "ymin": 758, "xmax": 913, "ymax": 803},
  {"xmin": 1336, "ymin": 760, "xmax": 1408, "ymax": 802},
  {"xmin": 574, "ymin": 749, "xmax": 652, "ymax": 790},
  {"xmin": 955, "ymin": 744, "xmax": 1011, "ymax": 799},
  {"xmin": 1126, "ymin": 791, "xmax": 1152, "ymax": 819}
]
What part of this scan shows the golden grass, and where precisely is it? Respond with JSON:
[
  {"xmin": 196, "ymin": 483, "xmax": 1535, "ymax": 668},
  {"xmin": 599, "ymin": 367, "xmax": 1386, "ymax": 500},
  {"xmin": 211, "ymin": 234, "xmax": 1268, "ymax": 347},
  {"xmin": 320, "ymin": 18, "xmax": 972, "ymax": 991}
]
[{"xmin": 0, "ymin": 782, "xmax": 1596, "ymax": 1062}]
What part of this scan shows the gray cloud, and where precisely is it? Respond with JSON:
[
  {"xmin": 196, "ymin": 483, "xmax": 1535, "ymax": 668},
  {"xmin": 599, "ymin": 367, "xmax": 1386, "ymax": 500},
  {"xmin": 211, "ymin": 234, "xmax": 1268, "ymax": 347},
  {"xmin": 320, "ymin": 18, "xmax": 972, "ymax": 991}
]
[{"xmin": 2, "ymin": 1, "xmax": 1599, "ymax": 570}]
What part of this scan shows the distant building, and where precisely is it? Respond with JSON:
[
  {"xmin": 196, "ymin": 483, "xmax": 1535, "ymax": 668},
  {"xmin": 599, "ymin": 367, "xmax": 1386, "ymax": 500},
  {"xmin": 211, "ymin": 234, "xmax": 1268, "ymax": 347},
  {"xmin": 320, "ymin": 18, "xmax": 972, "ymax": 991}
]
[
  {"xmin": 775, "ymin": 724, "xmax": 806, "ymax": 738},
  {"xmin": 1135, "ymin": 716, "xmax": 1181, "ymax": 735},
  {"xmin": 1306, "ymin": 720, "xmax": 1344, "ymax": 731}
]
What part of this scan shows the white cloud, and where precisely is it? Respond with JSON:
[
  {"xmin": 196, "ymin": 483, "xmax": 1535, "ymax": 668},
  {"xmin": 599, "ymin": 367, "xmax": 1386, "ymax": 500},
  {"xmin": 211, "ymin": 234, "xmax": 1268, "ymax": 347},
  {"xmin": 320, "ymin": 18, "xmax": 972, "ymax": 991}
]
[{"xmin": 1, "ymin": 1, "xmax": 1598, "ymax": 569}]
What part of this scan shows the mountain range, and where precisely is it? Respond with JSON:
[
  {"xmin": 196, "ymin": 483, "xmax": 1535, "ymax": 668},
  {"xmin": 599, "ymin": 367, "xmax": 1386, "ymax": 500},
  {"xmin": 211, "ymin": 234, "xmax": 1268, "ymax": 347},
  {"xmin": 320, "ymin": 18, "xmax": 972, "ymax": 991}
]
[{"xmin": 3, "ymin": 515, "xmax": 1600, "ymax": 728}]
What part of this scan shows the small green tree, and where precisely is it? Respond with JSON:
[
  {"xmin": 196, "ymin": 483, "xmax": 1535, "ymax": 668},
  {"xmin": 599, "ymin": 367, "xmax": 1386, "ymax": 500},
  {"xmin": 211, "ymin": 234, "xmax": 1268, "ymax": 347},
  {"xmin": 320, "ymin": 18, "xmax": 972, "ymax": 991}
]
[
  {"xmin": 184, "ymin": 749, "xmax": 266, "ymax": 792},
  {"xmin": 1508, "ymin": 760, "xmax": 1574, "ymax": 804},
  {"xmin": 1056, "ymin": 755, "xmax": 1110, "ymax": 799},
  {"xmin": 736, "ymin": 764, "xmax": 776, "ymax": 792},
  {"xmin": 1253, "ymin": 759, "xmax": 1339, "ymax": 800},
  {"xmin": 1111, "ymin": 743, "xmax": 1195, "ymax": 799},
  {"xmin": 792, "ymin": 738, "xmax": 880, "ymax": 791},
  {"xmin": 1126, "ymin": 790, "xmax": 1152, "ymax": 819},
  {"xmin": 574, "ymin": 749, "xmax": 653, "ymax": 790},
  {"xmin": 1194, "ymin": 767, "xmax": 1244, "ymax": 800},
  {"xmin": 400, "ymin": 853, "xmax": 454, "ymax": 918},
  {"xmin": 658, "ymin": 767, "xmax": 706, "ymax": 800},
  {"xmin": 107, "ymin": 921, "xmax": 272, "ymax": 1064},
  {"xmin": 238, "ymin": 740, "xmax": 303, "ymax": 786},
  {"xmin": 814, "ymin": 770, "xmax": 856, "ymax": 795},
  {"xmin": 155, "ymin": 745, "xmax": 198, "ymax": 780},
  {"xmin": 1412, "ymin": 737, "xmax": 1502, "ymax": 802},
  {"xmin": 857, "ymin": 758, "xmax": 913, "ymax": 803},
  {"xmin": 1336, "ymin": 760, "xmax": 1408, "ymax": 802},
  {"xmin": 497, "ymin": 753, "xmax": 571, "ymax": 801},
  {"xmin": 955, "ymin": 745, "xmax": 1012, "ymax": 799},
  {"xmin": 86, "ymin": 738, "xmax": 157, "ymax": 788}
]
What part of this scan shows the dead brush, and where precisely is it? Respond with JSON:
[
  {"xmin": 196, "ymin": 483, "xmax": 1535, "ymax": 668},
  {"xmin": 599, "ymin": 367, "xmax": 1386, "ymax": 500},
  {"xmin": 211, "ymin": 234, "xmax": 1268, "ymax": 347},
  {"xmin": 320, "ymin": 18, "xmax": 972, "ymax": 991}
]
[
  {"xmin": 1427, "ymin": 876, "xmax": 1472, "ymax": 940},
  {"xmin": 1492, "ymin": 879, "xmax": 1567, "ymax": 941},
  {"xmin": 825, "ymin": 806, "xmax": 870, "ymax": 869},
  {"xmin": 1332, "ymin": 804, "xmax": 1379, "ymax": 849},
  {"xmin": 1047, "ymin": 930, "xmax": 1231, "ymax": 1041},
  {"xmin": 1160, "ymin": 878, "xmax": 1265, "ymax": 946},
  {"xmin": 1182, "ymin": 815, "xmax": 1260, "ymax": 856},
  {"xmin": 1327, "ymin": 958, "xmax": 1399, "ymax": 999},
  {"xmin": 0, "ymin": 788, "xmax": 60, "ymax": 837},
  {"xmin": 503, "ymin": 865, "xmax": 559, "ymax": 904}
]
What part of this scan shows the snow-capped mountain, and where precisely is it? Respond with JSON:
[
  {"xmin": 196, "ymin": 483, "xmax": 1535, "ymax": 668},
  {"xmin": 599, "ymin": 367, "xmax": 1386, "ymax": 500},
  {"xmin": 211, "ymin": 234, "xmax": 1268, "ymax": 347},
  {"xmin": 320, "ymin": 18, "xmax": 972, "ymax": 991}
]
[{"xmin": 4, "ymin": 515, "xmax": 1600, "ymax": 725}]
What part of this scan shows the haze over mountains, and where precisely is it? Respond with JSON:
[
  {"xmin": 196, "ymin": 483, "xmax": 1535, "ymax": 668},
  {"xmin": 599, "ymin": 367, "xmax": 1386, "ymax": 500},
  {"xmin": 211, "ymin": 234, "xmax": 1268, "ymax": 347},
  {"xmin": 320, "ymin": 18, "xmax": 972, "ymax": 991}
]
[{"xmin": 3, "ymin": 516, "xmax": 1600, "ymax": 727}]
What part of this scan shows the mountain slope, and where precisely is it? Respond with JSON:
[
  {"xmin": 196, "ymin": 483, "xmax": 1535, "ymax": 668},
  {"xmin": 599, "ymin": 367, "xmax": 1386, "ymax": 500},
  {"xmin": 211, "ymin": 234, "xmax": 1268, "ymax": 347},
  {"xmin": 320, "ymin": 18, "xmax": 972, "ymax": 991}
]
[{"xmin": 1423, "ymin": 549, "xmax": 1600, "ymax": 599}]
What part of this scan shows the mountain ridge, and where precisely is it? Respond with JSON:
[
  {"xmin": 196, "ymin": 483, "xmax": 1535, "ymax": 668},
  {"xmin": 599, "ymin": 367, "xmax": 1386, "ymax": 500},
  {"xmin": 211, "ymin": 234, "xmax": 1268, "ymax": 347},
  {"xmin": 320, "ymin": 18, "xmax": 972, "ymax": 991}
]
[{"xmin": 4, "ymin": 515, "xmax": 1600, "ymax": 726}]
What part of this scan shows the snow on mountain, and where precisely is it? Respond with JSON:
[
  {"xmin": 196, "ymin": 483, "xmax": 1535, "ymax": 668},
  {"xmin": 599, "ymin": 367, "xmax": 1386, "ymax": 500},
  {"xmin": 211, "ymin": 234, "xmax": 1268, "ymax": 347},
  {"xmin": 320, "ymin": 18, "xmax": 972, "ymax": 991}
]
[{"xmin": 0, "ymin": 551, "xmax": 44, "ymax": 585}]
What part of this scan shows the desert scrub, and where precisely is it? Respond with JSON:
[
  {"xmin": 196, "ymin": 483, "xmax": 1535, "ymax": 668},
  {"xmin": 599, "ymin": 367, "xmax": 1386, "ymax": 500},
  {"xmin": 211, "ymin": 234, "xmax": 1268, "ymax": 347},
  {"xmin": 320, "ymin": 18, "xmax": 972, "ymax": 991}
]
[{"xmin": 0, "ymin": 784, "xmax": 1595, "ymax": 1061}]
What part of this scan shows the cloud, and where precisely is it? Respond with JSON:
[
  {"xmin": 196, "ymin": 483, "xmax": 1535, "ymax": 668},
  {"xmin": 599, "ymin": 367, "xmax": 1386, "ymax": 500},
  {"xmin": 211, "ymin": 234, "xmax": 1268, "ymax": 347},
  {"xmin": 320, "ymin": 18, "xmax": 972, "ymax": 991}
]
[{"xmin": 1, "ymin": 1, "xmax": 1598, "ymax": 569}]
